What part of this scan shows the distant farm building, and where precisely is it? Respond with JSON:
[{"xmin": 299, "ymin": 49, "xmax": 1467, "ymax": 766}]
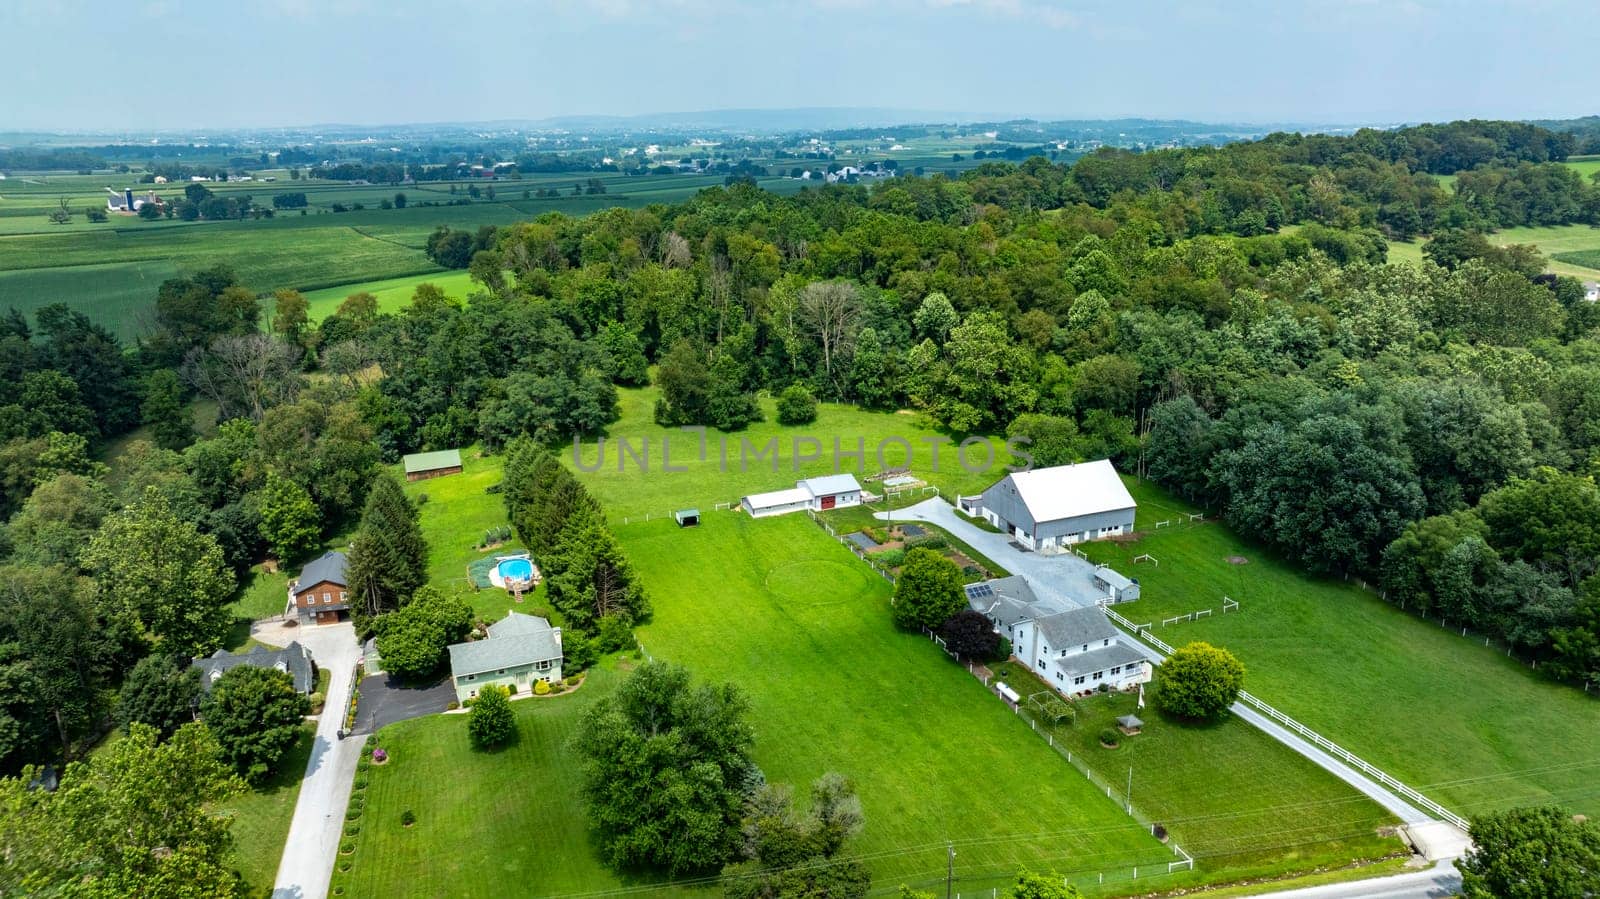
[
  {"xmin": 742, "ymin": 474, "xmax": 863, "ymax": 518},
  {"xmin": 403, "ymin": 449, "xmax": 463, "ymax": 481},
  {"xmin": 105, "ymin": 188, "xmax": 162, "ymax": 213},
  {"xmin": 961, "ymin": 460, "xmax": 1135, "ymax": 552}
]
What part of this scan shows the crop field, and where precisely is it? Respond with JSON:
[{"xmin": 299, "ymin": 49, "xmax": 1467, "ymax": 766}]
[
  {"xmin": 0, "ymin": 169, "xmax": 812, "ymax": 339},
  {"xmin": 1081, "ymin": 479, "xmax": 1600, "ymax": 820}
]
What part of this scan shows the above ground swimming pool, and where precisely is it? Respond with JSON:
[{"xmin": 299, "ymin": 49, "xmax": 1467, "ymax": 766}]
[{"xmin": 497, "ymin": 557, "xmax": 534, "ymax": 583}]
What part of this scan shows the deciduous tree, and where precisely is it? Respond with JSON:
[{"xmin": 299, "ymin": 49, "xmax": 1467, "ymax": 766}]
[
  {"xmin": 891, "ymin": 548, "xmax": 966, "ymax": 631},
  {"xmin": 200, "ymin": 665, "xmax": 309, "ymax": 784},
  {"xmin": 1156, "ymin": 642, "xmax": 1245, "ymax": 721}
]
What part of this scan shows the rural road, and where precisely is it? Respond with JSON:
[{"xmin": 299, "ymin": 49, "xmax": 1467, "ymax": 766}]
[
  {"xmin": 255, "ymin": 621, "xmax": 362, "ymax": 899},
  {"xmin": 1249, "ymin": 861, "xmax": 1461, "ymax": 898},
  {"xmin": 877, "ymin": 498, "xmax": 1466, "ymax": 853}
]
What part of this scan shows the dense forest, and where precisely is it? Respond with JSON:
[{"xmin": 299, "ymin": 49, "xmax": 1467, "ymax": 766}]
[{"xmin": 3, "ymin": 116, "xmax": 1600, "ymax": 793}]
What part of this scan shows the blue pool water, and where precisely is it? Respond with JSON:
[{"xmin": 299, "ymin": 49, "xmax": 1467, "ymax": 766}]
[{"xmin": 498, "ymin": 558, "xmax": 534, "ymax": 582}]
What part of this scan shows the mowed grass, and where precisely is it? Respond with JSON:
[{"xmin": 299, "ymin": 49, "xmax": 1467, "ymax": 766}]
[
  {"xmin": 333, "ymin": 666, "xmax": 652, "ymax": 899},
  {"xmin": 1081, "ymin": 478, "xmax": 1600, "ymax": 820},
  {"xmin": 1385, "ymin": 224, "xmax": 1600, "ymax": 278},
  {"xmin": 297, "ymin": 269, "xmax": 477, "ymax": 321},
  {"xmin": 220, "ymin": 723, "xmax": 316, "ymax": 898},
  {"xmin": 1011, "ymin": 673, "xmax": 1401, "ymax": 875},
  {"xmin": 615, "ymin": 512, "xmax": 1173, "ymax": 892},
  {"xmin": 399, "ymin": 449, "xmax": 534, "ymax": 621},
  {"xmin": 571, "ymin": 386, "xmax": 1013, "ymax": 520}
]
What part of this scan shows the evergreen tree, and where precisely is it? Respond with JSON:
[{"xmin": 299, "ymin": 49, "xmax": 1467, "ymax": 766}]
[
  {"xmin": 546, "ymin": 503, "xmax": 650, "ymax": 633},
  {"xmin": 347, "ymin": 472, "xmax": 427, "ymax": 633}
]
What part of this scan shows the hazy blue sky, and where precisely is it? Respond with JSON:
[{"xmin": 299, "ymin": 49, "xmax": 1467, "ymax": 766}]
[{"xmin": 4, "ymin": 0, "xmax": 1593, "ymax": 131}]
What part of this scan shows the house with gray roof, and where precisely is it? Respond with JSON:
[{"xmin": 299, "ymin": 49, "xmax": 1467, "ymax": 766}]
[
  {"xmin": 965, "ymin": 575, "xmax": 1150, "ymax": 696},
  {"xmin": 447, "ymin": 611, "xmax": 563, "ymax": 702},
  {"xmin": 742, "ymin": 473, "xmax": 863, "ymax": 518},
  {"xmin": 291, "ymin": 550, "xmax": 350, "ymax": 626},
  {"xmin": 192, "ymin": 642, "xmax": 317, "ymax": 694}
]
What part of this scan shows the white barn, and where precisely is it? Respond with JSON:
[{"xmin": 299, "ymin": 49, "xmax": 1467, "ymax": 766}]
[
  {"xmin": 965, "ymin": 575, "xmax": 1151, "ymax": 696},
  {"xmin": 961, "ymin": 460, "xmax": 1136, "ymax": 552},
  {"xmin": 741, "ymin": 473, "xmax": 863, "ymax": 518}
]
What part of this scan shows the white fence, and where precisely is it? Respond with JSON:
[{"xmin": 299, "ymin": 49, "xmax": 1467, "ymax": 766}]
[
  {"xmin": 1099, "ymin": 603, "xmax": 1469, "ymax": 832},
  {"xmin": 1235, "ymin": 690, "xmax": 1469, "ymax": 831}
]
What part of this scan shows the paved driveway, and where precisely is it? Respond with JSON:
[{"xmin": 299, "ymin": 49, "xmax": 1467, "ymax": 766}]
[
  {"xmin": 352, "ymin": 674, "xmax": 454, "ymax": 735},
  {"xmin": 1250, "ymin": 860, "xmax": 1460, "ymax": 899},
  {"xmin": 254, "ymin": 621, "xmax": 361, "ymax": 899},
  {"xmin": 877, "ymin": 498, "xmax": 1109, "ymax": 607}
]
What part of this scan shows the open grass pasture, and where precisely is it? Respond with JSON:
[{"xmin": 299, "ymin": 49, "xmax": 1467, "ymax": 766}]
[
  {"xmin": 1081, "ymin": 479, "xmax": 1600, "ymax": 820},
  {"xmin": 1385, "ymin": 223, "xmax": 1600, "ymax": 279},
  {"xmin": 570, "ymin": 386, "xmax": 1015, "ymax": 520},
  {"xmin": 1000, "ymin": 666, "xmax": 1401, "ymax": 877},
  {"xmin": 613, "ymin": 511, "xmax": 1175, "ymax": 893},
  {"xmin": 298, "ymin": 269, "xmax": 478, "ymax": 321}
]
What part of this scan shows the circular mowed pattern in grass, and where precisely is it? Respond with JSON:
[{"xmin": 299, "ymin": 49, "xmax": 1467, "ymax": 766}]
[{"xmin": 765, "ymin": 559, "xmax": 873, "ymax": 604}]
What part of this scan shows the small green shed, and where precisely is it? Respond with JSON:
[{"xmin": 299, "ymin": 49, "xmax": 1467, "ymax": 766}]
[{"xmin": 403, "ymin": 449, "xmax": 463, "ymax": 481}]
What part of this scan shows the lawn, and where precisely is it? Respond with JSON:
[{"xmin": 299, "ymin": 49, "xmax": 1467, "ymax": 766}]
[
  {"xmin": 1080, "ymin": 478, "xmax": 1600, "ymax": 820},
  {"xmin": 332, "ymin": 663, "xmax": 704, "ymax": 899},
  {"xmin": 1003, "ymin": 669, "xmax": 1400, "ymax": 876},
  {"xmin": 220, "ymin": 723, "xmax": 316, "ymax": 898},
  {"xmin": 570, "ymin": 386, "xmax": 1014, "ymax": 520},
  {"xmin": 612, "ymin": 512, "xmax": 1179, "ymax": 893}
]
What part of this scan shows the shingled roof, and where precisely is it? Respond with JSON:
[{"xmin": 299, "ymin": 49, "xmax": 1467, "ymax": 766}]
[
  {"xmin": 298, "ymin": 551, "xmax": 348, "ymax": 589},
  {"xmin": 449, "ymin": 612, "xmax": 562, "ymax": 678}
]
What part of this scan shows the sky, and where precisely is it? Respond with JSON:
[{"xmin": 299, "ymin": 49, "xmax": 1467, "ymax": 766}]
[{"xmin": 2, "ymin": 0, "xmax": 1594, "ymax": 132}]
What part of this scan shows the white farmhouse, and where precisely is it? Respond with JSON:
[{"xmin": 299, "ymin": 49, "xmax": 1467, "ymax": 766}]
[{"xmin": 965, "ymin": 575, "xmax": 1151, "ymax": 695}]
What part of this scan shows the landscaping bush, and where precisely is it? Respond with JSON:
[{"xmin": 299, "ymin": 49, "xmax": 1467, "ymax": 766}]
[
  {"xmin": 1099, "ymin": 728, "xmax": 1120, "ymax": 747},
  {"xmin": 340, "ymin": 840, "xmax": 354, "ymax": 854},
  {"xmin": 345, "ymin": 824, "xmax": 360, "ymax": 837},
  {"xmin": 372, "ymin": 748, "xmax": 387, "ymax": 763},
  {"xmin": 309, "ymin": 691, "xmax": 324, "ymax": 709},
  {"xmin": 1153, "ymin": 823, "xmax": 1169, "ymax": 842},
  {"xmin": 534, "ymin": 679, "xmax": 551, "ymax": 695},
  {"xmin": 485, "ymin": 482, "xmax": 503, "ymax": 494},
  {"xmin": 467, "ymin": 684, "xmax": 515, "ymax": 749},
  {"xmin": 353, "ymin": 777, "xmax": 368, "ymax": 790},
  {"xmin": 564, "ymin": 676, "xmax": 579, "ymax": 686},
  {"xmin": 357, "ymin": 760, "xmax": 369, "ymax": 773},
  {"xmin": 504, "ymin": 682, "xmax": 517, "ymax": 695},
  {"xmin": 415, "ymin": 493, "xmax": 429, "ymax": 506},
  {"xmin": 401, "ymin": 809, "xmax": 416, "ymax": 827},
  {"xmin": 446, "ymin": 700, "xmax": 459, "ymax": 711},
  {"xmin": 907, "ymin": 535, "xmax": 948, "ymax": 551},
  {"xmin": 346, "ymin": 808, "xmax": 362, "ymax": 822}
]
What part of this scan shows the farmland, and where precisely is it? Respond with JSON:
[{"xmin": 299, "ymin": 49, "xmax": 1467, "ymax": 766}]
[
  {"xmin": 1386, "ymin": 222, "xmax": 1600, "ymax": 279},
  {"xmin": 1081, "ymin": 478, "xmax": 1600, "ymax": 820}
]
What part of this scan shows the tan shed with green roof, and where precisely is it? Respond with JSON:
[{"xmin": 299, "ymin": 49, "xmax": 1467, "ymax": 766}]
[{"xmin": 402, "ymin": 448, "xmax": 463, "ymax": 481}]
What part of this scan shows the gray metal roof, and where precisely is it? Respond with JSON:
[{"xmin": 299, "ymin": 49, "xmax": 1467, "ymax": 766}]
[
  {"xmin": 450, "ymin": 614, "xmax": 562, "ymax": 677},
  {"xmin": 1034, "ymin": 605, "xmax": 1122, "ymax": 651},
  {"xmin": 298, "ymin": 551, "xmax": 348, "ymax": 590},
  {"xmin": 1053, "ymin": 642, "xmax": 1148, "ymax": 679},
  {"xmin": 1094, "ymin": 566, "xmax": 1134, "ymax": 590},
  {"xmin": 192, "ymin": 642, "xmax": 315, "ymax": 694},
  {"xmin": 968, "ymin": 575, "xmax": 1074, "ymax": 630},
  {"xmin": 799, "ymin": 473, "xmax": 861, "ymax": 496},
  {"xmin": 403, "ymin": 448, "xmax": 462, "ymax": 474}
]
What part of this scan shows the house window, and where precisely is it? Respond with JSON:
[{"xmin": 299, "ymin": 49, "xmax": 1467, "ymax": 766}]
[
  {"xmin": 496, "ymin": 669, "xmax": 506, "ymax": 675},
  {"xmin": 1103, "ymin": 638, "xmax": 1110, "ymax": 647},
  {"xmin": 1042, "ymin": 645, "xmax": 1049, "ymax": 655},
  {"xmin": 322, "ymin": 592, "xmax": 331, "ymax": 604},
  {"xmin": 339, "ymin": 591, "xmax": 347, "ymax": 602},
  {"xmin": 1056, "ymin": 672, "xmax": 1063, "ymax": 681},
  {"xmin": 1110, "ymin": 666, "xmax": 1121, "ymax": 675},
  {"xmin": 1073, "ymin": 676, "xmax": 1085, "ymax": 686},
  {"xmin": 1081, "ymin": 644, "xmax": 1088, "ymax": 652},
  {"xmin": 536, "ymin": 660, "xmax": 552, "ymax": 671},
  {"xmin": 465, "ymin": 674, "xmax": 475, "ymax": 681},
  {"xmin": 1093, "ymin": 671, "xmax": 1104, "ymax": 680}
]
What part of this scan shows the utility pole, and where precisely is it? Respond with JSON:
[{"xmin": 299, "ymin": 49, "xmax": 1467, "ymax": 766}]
[
  {"xmin": 946, "ymin": 843, "xmax": 955, "ymax": 899},
  {"xmin": 1126, "ymin": 766, "xmax": 1133, "ymax": 813}
]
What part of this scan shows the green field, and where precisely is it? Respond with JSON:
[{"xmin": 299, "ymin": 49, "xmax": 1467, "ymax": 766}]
[
  {"xmin": 334, "ymin": 392, "xmax": 1415, "ymax": 896},
  {"xmin": 1081, "ymin": 479, "xmax": 1600, "ymax": 820},
  {"xmin": 571, "ymin": 387, "xmax": 1013, "ymax": 520},
  {"xmin": 1386, "ymin": 223, "xmax": 1600, "ymax": 279},
  {"xmin": 299, "ymin": 270, "xmax": 478, "ymax": 321},
  {"xmin": 1009, "ymin": 672, "xmax": 1399, "ymax": 874}
]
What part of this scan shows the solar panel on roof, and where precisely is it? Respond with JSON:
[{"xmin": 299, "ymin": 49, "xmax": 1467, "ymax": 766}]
[{"xmin": 964, "ymin": 583, "xmax": 994, "ymax": 599}]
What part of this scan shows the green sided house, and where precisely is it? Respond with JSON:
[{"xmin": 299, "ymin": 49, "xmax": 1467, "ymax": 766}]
[
  {"xmin": 447, "ymin": 611, "xmax": 563, "ymax": 702},
  {"xmin": 403, "ymin": 448, "xmax": 463, "ymax": 481}
]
